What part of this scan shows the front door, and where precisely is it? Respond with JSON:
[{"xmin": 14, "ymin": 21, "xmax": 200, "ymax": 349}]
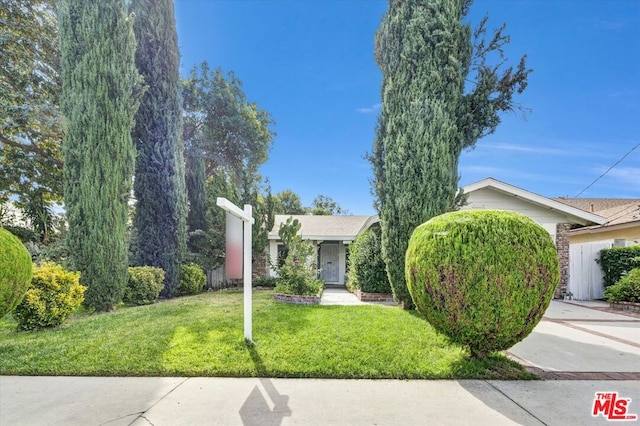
[{"xmin": 320, "ymin": 243, "xmax": 339, "ymax": 283}]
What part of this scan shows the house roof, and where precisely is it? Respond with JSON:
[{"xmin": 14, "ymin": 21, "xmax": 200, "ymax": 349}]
[
  {"xmin": 268, "ymin": 215, "xmax": 378, "ymax": 241},
  {"xmin": 569, "ymin": 201, "xmax": 640, "ymax": 236},
  {"xmin": 461, "ymin": 177, "xmax": 606, "ymax": 225},
  {"xmin": 552, "ymin": 197, "xmax": 640, "ymax": 214}
]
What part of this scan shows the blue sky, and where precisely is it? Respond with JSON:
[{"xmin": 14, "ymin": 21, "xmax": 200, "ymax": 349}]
[{"xmin": 174, "ymin": 0, "xmax": 640, "ymax": 215}]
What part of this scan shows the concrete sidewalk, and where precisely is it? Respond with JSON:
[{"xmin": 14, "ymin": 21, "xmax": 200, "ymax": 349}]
[{"xmin": 1, "ymin": 376, "xmax": 639, "ymax": 425}]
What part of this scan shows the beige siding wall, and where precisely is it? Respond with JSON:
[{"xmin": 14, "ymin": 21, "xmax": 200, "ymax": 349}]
[
  {"xmin": 462, "ymin": 188, "xmax": 578, "ymax": 241},
  {"xmin": 570, "ymin": 226, "xmax": 640, "ymax": 245}
]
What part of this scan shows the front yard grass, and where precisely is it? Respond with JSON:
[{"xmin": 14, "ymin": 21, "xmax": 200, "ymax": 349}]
[{"xmin": 0, "ymin": 290, "xmax": 534, "ymax": 379}]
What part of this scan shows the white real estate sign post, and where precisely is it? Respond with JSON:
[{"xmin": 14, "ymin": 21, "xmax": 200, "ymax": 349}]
[{"xmin": 216, "ymin": 197, "xmax": 254, "ymax": 341}]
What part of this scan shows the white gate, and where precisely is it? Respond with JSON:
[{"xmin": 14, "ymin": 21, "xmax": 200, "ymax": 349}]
[{"xmin": 568, "ymin": 241, "xmax": 612, "ymax": 300}]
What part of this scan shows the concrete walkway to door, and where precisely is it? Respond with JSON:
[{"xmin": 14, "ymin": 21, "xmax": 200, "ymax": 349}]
[{"xmin": 319, "ymin": 287, "xmax": 366, "ymax": 305}]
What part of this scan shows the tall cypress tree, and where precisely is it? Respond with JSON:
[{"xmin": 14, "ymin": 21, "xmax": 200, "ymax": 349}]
[
  {"xmin": 130, "ymin": 0, "xmax": 187, "ymax": 298},
  {"xmin": 372, "ymin": 0, "xmax": 530, "ymax": 308},
  {"xmin": 59, "ymin": 0, "xmax": 142, "ymax": 311}
]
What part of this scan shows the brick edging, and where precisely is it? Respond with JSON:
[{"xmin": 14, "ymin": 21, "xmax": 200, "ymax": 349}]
[
  {"xmin": 274, "ymin": 291, "xmax": 322, "ymax": 305},
  {"xmin": 355, "ymin": 289, "xmax": 395, "ymax": 303},
  {"xmin": 609, "ymin": 301, "xmax": 640, "ymax": 314}
]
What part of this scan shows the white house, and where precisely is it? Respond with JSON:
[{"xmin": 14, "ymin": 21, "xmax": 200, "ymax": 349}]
[
  {"xmin": 266, "ymin": 178, "xmax": 634, "ymax": 299},
  {"xmin": 268, "ymin": 215, "xmax": 379, "ymax": 285}
]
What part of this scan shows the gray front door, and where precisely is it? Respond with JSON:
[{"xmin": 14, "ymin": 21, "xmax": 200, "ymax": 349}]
[{"xmin": 320, "ymin": 243, "xmax": 339, "ymax": 283}]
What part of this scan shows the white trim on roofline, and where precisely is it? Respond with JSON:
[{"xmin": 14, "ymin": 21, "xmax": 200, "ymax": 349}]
[{"xmin": 461, "ymin": 177, "xmax": 606, "ymax": 225}]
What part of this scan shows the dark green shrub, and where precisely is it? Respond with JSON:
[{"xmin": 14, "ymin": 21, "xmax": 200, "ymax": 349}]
[
  {"xmin": 178, "ymin": 263, "xmax": 206, "ymax": 296},
  {"xmin": 598, "ymin": 246, "xmax": 640, "ymax": 288},
  {"xmin": 253, "ymin": 276, "xmax": 279, "ymax": 288},
  {"xmin": 604, "ymin": 268, "xmax": 640, "ymax": 303},
  {"xmin": 0, "ymin": 228, "xmax": 33, "ymax": 318},
  {"xmin": 124, "ymin": 266, "xmax": 165, "ymax": 305},
  {"xmin": 3, "ymin": 226, "xmax": 38, "ymax": 243},
  {"xmin": 13, "ymin": 262, "xmax": 85, "ymax": 331},
  {"xmin": 347, "ymin": 226, "xmax": 391, "ymax": 294},
  {"xmin": 405, "ymin": 210, "xmax": 559, "ymax": 359}
]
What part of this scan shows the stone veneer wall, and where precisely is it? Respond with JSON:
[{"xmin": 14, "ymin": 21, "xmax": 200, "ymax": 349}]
[{"xmin": 555, "ymin": 223, "xmax": 571, "ymax": 299}]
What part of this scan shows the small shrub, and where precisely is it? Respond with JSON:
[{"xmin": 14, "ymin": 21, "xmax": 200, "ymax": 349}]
[
  {"xmin": 406, "ymin": 210, "xmax": 559, "ymax": 359},
  {"xmin": 179, "ymin": 263, "xmax": 206, "ymax": 296},
  {"xmin": 598, "ymin": 245, "xmax": 640, "ymax": 288},
  {"xmin": 124, "ymin": 266, "xmax": 165, "ymax": 305},
  {"xmin": 0, "ymin": 228, "xmax": 33, "ymax": 318},
  {"xmin": 253, "ymin": 276, "xmax": 279, "ymax": 288},
  {"xmin": 13, "ymin": 262, "xmax": 85, "ymax": 331},
  {"xmin": 347, "ymin": 226, "xmax": 391, "ymax": 294},
  {"xmin": 273, "ymin": 217, "xmax": 323, "ymax": 296},
  {"xmin": 604, "ymin": 268, "xmax": 640, "ymax": 303}
]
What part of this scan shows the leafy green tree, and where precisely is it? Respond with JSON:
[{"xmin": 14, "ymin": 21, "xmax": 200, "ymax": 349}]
[
  {"xmin": 372, "ymin": 0, "xmax": 530, "ymax": 308},
  {"xmin": 182, "ymin": 62, "xmax": 275, "ymax": 267},
  {"xmin": 182, "ymin": 62, "xmax": 274, "ymax": 186},
  {"xmin": 130, "ymin": 0, "xmax": 187, "ymax": 298},
  {"xmin": 59, "ymin": 0, "xmax": 142, "ymax": 311},
  {"xmin": 273, "ymin": 189, "xmax": 306, "ymax": 215},
  {"xmin": 307, "ymin": 194, "xmax": 349, "ymax": 216},
  {"xmin": 0, "ymin": 0, "xmax": 63, "ymax": 207}
]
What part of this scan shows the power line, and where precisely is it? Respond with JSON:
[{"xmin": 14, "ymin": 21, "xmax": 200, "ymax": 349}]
[{"xmin": 575, "ymin": 142, "xmax": 640, "ymax": 198}]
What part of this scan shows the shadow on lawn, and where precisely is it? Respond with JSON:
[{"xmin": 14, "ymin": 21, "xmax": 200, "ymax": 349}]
[{"xmin": 239, "ymin": 344, "xmax": 292, "ymax": 426}]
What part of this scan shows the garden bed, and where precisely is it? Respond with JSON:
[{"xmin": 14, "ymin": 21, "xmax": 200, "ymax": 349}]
[{"xmin": 609, "ymin": 301, "xmax": 640, "ymax": 314}]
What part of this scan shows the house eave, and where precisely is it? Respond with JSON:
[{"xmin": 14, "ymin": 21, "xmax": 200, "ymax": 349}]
[
  {"xmin": 462, "ymin": 177, "xmax": 606, "ymax": 225},
  {"xmin": 570, "ymin": 220, "xmax": 640, "ymax": 236}
]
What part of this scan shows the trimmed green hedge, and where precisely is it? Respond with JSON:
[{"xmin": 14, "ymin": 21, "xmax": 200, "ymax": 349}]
[
  {"xmin": 347, "ymin": 226, "xmax": 391, "ymax": 294},
  {"xmin": 406, "ymin": 210, "xmax": 559, "ymax": 359},
  {"xmin": 604, "ymin": 268, "xmax": 640, "ymax": 303},
  {"xmin": 0, "ymin": 228, "xmax": 33, "ymax": 318},
  {"xmin": 178, "ymin": 263, "xmax": 205, "ymax": 296},
  {"xmin": 598, "ymin": 245, "xmax": 640, "ymax": 288},
  {"xmin": 124, "ymin": 266, "xmax": 165, "ymax": 305}
]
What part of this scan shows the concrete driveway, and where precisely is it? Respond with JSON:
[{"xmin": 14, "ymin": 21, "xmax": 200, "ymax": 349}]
[{"xmin": 508, "ymin": 300, "xmax": 640, "ymax": 378}]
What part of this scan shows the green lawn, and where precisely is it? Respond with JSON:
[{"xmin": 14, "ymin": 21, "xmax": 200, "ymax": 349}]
[{"xmin": 0, "ymin": 290, "xmax": 534, "ymax": 379}]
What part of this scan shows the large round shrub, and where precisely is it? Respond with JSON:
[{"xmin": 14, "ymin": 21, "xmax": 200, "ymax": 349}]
[
  {"xmin": 347, "ymin": 226, "xmax": 391, "ymax": 294},
  {"xmin": 0, "ymin": 227, "xmax": 33, "ymax": 318},
  {"xmin": 405, "ymin": 210, "xmax": 559, "ymax": 359}
]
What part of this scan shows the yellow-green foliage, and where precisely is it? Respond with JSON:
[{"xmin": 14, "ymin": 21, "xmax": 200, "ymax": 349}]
[
  {"xmin": 178, "ymin": 263, "xmax": 205, "ymax": 296},
  {"xmin": 13, "ymin": 262, "xmax": 85, "ymax": 331},
  {"xmin": 406, "ymin": 210, "xmax": 559, "ymax": 358},
  {"xmin": 124, "ymin": 266, "xmax": 165, "ymax": 305},
  {"xmin": 0, "ymin": 228, "xmax": 33, "ymax": 318}
]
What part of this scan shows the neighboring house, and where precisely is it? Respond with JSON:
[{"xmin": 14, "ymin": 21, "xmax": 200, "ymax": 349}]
[
  {"xmin": 460, "ymin": 178, "xmax": 606, "ymax": 299},
  {"xmin": 553, "ymin": 198, "xmax": 640, "ymax": 300},
  {"xmin": 268, "ymin": 214, "xmax": 378, "ymax": 285},
  {"xmin": 553, "ymin": 198, "xmax": 640, "ymax": 245}
]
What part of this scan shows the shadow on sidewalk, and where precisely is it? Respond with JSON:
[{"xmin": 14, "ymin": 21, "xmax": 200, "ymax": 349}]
[{"xmin": 239, "ymin": 344, "xmax": 292, "ymax": 426}]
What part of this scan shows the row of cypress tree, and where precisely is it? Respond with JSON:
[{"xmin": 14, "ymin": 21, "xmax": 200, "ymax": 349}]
[{"xmin": 60, "ymin": 0, "xmax": 187, "ymax": 311}]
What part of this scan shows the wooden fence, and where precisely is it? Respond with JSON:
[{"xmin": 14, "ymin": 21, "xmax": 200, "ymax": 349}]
[
  {"xmin": 568, "ymin": 241, "xmax": 612, "ymax": 300},
  {"xmin": 205, "ymin": 266, "xmax": 239, "ymax": 291}
]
